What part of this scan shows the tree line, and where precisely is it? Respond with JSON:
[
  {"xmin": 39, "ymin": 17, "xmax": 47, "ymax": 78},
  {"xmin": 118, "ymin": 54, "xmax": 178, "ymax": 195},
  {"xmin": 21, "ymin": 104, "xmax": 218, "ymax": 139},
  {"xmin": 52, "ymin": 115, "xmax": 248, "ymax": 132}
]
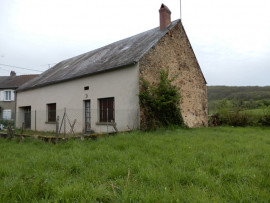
[
  {"xmin": 208, "ymin": 86, "xmax": 270, "ymax": 112},
  {"xmin": 208, "ymin": 86, "xmax": 270, "ymax": 101},
  {"xmin": 208, "ymin": 86, "xmax": 270, "ymax": 126}
]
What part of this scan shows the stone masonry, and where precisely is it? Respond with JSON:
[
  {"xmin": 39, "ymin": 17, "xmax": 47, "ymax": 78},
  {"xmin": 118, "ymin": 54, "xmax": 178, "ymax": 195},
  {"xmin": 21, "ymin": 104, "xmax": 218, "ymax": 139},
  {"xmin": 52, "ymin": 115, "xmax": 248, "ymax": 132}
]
[{"xmin": 139, "ymin": 20, "xmax": 208, "ymax": 127}]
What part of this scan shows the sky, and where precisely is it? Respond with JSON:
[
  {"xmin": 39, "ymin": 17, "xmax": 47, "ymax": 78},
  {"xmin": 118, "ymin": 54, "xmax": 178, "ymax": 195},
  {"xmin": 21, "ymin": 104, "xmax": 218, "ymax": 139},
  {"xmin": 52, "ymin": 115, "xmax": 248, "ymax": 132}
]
[{"xmin": 0, "ymin": 0, "xmax": 270, "ymax": 86}]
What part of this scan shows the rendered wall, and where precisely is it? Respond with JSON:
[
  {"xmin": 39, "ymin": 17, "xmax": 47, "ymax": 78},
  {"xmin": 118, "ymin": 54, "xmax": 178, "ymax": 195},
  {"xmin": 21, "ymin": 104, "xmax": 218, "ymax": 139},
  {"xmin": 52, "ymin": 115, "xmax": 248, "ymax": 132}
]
[
  {"xmin": 139, "ymin": 21, "xmax": 208, "ymax": 127},
  {"xmin": 16, "ymin": 64, "xmax": 140, "ymax": 133},
  {"xmin": 0, "ymin": 90, "xmax": 16, "ymax": 120}
]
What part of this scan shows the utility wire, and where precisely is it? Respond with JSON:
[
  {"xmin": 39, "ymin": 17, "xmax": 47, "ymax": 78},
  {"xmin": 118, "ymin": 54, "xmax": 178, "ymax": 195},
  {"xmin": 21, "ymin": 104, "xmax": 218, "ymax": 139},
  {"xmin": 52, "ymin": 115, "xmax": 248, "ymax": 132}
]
[
  {"xmin": 0, "ymin": 66, "xmax": 25, "ymax": 75},
  {"xmin": 0, "ymin": 63, "xmax": 44, "ymax": 73},
  {"xmin": 41, "ymin": 63, "xmax": 57, "ymax": 67}
]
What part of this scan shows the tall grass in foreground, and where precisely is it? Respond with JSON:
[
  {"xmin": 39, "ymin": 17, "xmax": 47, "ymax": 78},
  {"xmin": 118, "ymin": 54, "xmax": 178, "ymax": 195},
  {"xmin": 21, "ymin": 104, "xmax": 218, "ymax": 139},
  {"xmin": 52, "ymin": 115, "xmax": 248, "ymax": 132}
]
[{"xmin": 0, "ymin": 127, "xmax": 270, "ymax": 202}]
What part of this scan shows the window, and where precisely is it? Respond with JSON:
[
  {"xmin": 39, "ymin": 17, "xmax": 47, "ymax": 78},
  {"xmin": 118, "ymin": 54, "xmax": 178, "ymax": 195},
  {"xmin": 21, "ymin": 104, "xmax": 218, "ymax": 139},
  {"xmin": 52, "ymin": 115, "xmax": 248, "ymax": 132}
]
[
  {"xmin": 47, "ymin": 103, "xmax": 56, "ymax": 122},
  {"xmin": 99, "ymin": 97, "xmax": 114, "ymax": 123},
  {"xmin": 84, "ymin": 86, "xmax": 89, "ymax": 90},
  {"xmin": 5, "ymin": 91, "xmax": 11, "ymax": 101},
  {"xmin": 2, "ymin": 109, "xmax": 11, "ymax": 120}
]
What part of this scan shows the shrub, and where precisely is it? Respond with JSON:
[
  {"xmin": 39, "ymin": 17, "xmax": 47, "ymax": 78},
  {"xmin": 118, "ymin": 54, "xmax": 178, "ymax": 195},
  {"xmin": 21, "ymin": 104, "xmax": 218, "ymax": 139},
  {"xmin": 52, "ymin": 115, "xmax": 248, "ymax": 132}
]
[
  {"xmin": 210, "ymin": 100, "xmax": 253, "ymax": 126},
  {"xmin": 259, "ymin": 107, "xmax": 270, "ymax": 126},
  {"xmin": 210, "ymin": 100, "xmax": 270, "ymax": 127},
  {"xmin": 139, "ymin": 68, "xmax": 184, "ymax": 130},
  {"xmin": 229, "ymin": 111, "xmax": 251, "ymax": 126},
  {"xmin": 210, "ymin": 111, "xmax": 252, "ymax": 127},
  {"xmin": 0, "ymin": 120, "xmax": 15, "ymax": 129},
  {"xmin": 210, "ymin": 100, "xmax": 232, "ymax": 126}
]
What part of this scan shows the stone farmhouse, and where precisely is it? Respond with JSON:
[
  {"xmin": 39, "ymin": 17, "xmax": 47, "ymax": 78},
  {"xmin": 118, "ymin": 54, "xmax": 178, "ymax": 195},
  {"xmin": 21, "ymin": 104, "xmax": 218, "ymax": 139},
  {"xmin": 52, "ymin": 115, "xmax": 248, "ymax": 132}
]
[
  {"xmin": 0, "ymin": 71, "xmax": 37, "ymax": 121},
  {"xmin": 16, "ymin": 4, "xmax": 208, "ymax": 133}
]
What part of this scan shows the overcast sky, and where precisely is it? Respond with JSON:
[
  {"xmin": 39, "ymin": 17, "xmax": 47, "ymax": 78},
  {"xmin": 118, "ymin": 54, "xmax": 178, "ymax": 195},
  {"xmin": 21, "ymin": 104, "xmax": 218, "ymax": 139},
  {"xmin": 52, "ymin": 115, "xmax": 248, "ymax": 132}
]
[{"xmin": 0, "ymin": 0, "xmax": 270, "ymax": 86}]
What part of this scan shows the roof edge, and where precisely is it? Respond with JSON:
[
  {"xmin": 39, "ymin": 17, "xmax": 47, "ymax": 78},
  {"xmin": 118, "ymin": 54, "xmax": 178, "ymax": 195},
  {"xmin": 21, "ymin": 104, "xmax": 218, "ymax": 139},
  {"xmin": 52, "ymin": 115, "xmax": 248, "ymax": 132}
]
[
  {"xmin": 134, "ymin": 19, "xmax": 180, "ymax": 63},
  {"xmin": 180, "ymin": 21, "xmax": 207, "ymax": 84}
]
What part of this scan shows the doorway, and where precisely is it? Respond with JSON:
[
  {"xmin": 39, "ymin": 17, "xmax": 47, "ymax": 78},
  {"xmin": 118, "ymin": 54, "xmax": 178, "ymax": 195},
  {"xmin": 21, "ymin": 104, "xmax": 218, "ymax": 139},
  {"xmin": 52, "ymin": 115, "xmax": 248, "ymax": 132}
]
[
  {"xmin": 84, "ymin": 100, "xmax": 91, "ymax": 133},
  {"xmin": 23, "ymin": 106, "xmax": 31, "ymax": 129}
]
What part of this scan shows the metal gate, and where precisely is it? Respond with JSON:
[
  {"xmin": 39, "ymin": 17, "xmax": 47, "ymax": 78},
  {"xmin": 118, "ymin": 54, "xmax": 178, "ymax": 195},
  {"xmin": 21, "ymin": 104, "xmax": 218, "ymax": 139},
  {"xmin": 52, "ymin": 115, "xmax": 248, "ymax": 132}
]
[{"xmin": 85, "ymin": 100, "xmax": 91, "ymax": 133}]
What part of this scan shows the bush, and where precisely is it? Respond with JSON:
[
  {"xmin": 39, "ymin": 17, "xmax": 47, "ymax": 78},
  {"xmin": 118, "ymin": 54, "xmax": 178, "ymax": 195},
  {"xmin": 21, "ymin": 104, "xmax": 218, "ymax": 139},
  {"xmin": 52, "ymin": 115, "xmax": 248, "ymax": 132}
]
[
  {"xmin": 229, "ymin": 111, "xmax": 251, "ymax": 126},
  {"xmin": 0, "ymin": 120, "xmax": 15, "ymax": 129},
  {"xmin": 210, "ymin": 100, "xmax": 254, "ymax": 126},
  {"xmin": 139, "ymin": 68, "xmax": 184, "ymax": 130},
  {"xmin": 210, "ymin": 100, "xmax": 270, "ymax": 127},
  {"xmin": 259, "ymin": 107, "xmax": 270, "ymax": 126},
  {"xmin": 209, "ymin": 111, "xmax": 252, "ymax": 127},
  {"xmin": 210, "ymin": 100, "xmax": 232, "ymax": 126}
]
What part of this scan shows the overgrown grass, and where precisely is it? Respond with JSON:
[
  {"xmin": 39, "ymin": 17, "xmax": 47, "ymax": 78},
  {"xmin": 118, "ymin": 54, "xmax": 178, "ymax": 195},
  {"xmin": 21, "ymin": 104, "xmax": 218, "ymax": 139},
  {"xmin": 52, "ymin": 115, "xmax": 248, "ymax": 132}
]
[{"xmin": 0, "ymin": 127, "xmax": 270, "ymax": 202}]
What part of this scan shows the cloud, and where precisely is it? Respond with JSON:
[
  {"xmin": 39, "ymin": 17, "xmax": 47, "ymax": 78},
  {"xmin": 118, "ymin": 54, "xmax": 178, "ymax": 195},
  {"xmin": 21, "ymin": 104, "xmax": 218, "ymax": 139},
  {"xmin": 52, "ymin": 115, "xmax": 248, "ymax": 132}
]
[{"xmin": 0, "ymin": 0, "xmax": 269, "ymax": 86}]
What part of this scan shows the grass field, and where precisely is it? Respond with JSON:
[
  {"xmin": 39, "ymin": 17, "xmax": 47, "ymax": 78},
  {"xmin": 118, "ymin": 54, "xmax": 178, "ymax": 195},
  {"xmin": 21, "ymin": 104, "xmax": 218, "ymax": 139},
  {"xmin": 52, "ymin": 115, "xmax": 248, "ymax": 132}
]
[{"xmin": 0, "ymin": 127, "xmax": 270, "ymax": 202}]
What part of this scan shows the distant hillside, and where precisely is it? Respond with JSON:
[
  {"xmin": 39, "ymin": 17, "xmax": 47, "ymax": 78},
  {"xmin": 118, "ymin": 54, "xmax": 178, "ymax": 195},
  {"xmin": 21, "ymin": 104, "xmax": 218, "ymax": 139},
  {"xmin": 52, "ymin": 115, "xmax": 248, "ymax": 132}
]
[
  {"xmin": 207, "ymin": 86, "xmax": 270, "ymax": 101},
  {"xmin": 207, "ymin": 86, "xmax": 270, "ymax": 112}
]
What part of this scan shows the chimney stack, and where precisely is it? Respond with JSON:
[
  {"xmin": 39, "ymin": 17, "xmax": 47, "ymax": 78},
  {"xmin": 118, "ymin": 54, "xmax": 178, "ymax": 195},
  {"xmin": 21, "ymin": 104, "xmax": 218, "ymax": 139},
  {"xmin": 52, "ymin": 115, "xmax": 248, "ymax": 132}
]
[
  {"xmin": 159, "ymin": 4, "xmax": 171, "ymax": 30},
  {"xmin": 10, "ymin": 71, "xmax": 16, "ymax": 77}
]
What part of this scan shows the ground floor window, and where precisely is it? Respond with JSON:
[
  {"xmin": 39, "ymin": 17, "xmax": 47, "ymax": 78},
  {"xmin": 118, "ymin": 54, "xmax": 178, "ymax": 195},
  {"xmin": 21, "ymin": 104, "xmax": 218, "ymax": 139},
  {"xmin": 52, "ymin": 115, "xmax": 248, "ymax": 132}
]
[
  {"xmin": 47, "ymin": 103, "xmax": 56, "ymax": 122},
  {"xmin": 2, "ymin": 109, "xmax": 11, "ymax": 120},
  {"xmin": 99, "ymin": 97, "xmax": 114, "ymax": 122}
]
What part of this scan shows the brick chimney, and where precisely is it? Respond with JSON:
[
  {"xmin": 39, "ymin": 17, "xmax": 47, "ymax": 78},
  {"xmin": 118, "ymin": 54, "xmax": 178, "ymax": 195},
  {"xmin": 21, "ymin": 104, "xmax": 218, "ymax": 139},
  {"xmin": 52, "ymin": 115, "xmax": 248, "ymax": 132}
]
[
  {"xmin": 159, "ymin": 4, "xmax": 171, "ymax": 30},
  {"xmin": 10, "ymin": 71, "xmax": 16, "ymax": 77}
]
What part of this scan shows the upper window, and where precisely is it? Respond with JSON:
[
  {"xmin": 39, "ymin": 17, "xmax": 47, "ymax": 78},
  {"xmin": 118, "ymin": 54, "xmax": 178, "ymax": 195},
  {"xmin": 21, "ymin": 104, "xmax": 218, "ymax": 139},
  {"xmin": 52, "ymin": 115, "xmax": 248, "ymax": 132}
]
[
  {"xmin": 5, "ymin": 91, "xmax": 11, "ymax": 101},
  {"xmin": 99, "ymin": 97, "xmax": 114, "ymax": 123},
  {"xmin": 47, "ymin": 103, "xmax": 56, "ymax": 122}
]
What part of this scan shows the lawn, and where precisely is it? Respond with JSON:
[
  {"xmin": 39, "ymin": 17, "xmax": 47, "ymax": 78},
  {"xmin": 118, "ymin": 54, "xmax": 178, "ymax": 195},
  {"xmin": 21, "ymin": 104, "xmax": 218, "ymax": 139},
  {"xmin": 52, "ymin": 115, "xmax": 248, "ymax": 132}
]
[{"xmin": 0, "ymin": 127, "xmax": 270, "ymax": 202}]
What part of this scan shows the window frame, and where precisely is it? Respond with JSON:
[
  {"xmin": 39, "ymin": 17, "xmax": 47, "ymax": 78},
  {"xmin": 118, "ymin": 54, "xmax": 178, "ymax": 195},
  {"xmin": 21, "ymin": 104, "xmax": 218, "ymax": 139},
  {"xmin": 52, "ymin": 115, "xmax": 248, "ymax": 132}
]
[
  {"xmin": 98, "ymin": 97, "xmax": 115, "ymax": 123},
  {"xmin": 47, "ymin": 103, "xmax": 56, "ymax": 123},
  {"xmin": 2, "ymin": 109, "xmax": 11, "ymax": 120},
  {"xmin": 4, "ymin": 91, "xmax": 12, "ymax": 101}
]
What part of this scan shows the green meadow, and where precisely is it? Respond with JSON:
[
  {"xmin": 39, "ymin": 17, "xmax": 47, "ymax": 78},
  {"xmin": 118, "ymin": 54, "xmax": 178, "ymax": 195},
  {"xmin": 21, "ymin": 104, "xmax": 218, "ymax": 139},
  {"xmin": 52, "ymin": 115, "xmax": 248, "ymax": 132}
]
[{"xmin": 0, "ymin": 127, "xmax": 270, "ymax": 202}]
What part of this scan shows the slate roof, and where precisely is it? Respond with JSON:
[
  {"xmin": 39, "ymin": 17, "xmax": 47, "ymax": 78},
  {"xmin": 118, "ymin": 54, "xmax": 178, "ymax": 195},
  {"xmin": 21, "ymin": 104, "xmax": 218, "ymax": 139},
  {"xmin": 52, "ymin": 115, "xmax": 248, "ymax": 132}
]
[
  {"xmin": 0, "ymin": 76, "xmax": 9, "ymax": 84},
  {"xmin": 0, "ymin": 75, "xmax": 38, "ymax": 90},
  {"xmin": 18, "ymin": 20, "xmax": 180, "ymax": 92}
]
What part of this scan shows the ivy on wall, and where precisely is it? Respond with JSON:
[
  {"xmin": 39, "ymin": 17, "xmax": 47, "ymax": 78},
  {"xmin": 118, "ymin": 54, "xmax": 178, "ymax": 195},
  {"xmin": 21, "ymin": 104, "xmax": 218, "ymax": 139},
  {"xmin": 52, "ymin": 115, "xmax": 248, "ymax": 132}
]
[{"xmin": 139, "ymin": 68, "xmax": 184, "ymax": 130}]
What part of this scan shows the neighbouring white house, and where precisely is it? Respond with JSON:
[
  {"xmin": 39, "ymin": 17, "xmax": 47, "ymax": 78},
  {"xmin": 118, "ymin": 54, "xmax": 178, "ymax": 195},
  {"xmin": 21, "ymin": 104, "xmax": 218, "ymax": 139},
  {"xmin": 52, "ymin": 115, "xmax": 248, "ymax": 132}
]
[
  {"xmin": 0, "ymin": 71, "xmax": 38, "ymax": 121},
  {"xmin": 0, "ymin": 90, "xmax": 14, "ymax": 120},
  {"xmin": 16, "ymin": 4, "xmax": 208, "ymax": 134}
]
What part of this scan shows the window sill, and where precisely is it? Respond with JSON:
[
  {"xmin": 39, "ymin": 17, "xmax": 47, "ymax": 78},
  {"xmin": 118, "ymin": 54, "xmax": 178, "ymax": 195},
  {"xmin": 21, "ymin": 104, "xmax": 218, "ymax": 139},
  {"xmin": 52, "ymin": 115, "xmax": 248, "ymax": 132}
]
[
  {"xmin": 96, "ymin": 122, "xmax": 115, "ymax": 126},
  {"xmin": 45, "ymin": 121, "xmax": 56, "ymax": 124}
]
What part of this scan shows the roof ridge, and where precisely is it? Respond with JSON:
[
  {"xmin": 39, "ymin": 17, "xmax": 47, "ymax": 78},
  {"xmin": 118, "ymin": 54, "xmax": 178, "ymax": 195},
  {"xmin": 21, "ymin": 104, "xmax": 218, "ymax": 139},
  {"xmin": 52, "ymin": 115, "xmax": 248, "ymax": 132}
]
[{"xmin": 55, "ymin": 19, "xmax": 180, "ymax": 66}]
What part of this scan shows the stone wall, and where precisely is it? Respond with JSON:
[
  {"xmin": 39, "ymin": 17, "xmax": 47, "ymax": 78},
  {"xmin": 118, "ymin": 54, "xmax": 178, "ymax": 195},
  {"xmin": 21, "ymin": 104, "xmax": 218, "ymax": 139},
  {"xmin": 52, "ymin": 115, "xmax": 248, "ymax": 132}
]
[{"xmin": 139, "ymin": 20, "xmax": 208, "ymax": 127}]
